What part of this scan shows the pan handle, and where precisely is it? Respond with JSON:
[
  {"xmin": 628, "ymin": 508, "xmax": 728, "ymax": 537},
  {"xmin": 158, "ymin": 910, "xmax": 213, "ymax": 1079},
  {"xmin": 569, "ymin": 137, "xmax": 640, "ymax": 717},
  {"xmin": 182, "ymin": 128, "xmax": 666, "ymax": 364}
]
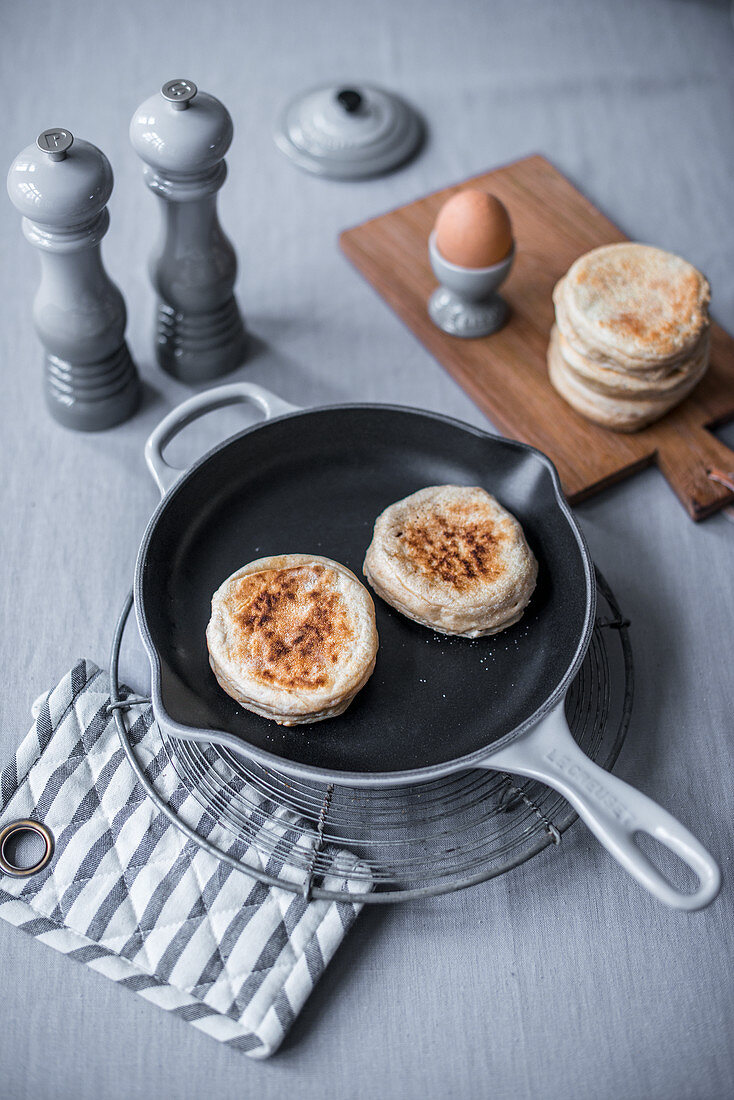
[
  {"xmin": 145, "ymin": 383, "xmax": 301, "ymax": 495},
  {"xmin": 485, "ymin": 702, "xmax": 721, "ymax": 910}
]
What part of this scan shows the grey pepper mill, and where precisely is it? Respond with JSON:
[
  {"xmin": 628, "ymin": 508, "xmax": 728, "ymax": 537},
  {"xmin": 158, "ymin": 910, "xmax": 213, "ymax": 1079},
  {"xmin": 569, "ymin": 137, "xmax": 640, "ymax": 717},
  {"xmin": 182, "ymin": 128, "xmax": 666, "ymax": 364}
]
[
  {"xmin": 130, "ymin": 79, "xmax": 247, "ymax": 383},
  {"xmin": 6, "ymin": 129, "xmax": 141, "ymax": 430}
]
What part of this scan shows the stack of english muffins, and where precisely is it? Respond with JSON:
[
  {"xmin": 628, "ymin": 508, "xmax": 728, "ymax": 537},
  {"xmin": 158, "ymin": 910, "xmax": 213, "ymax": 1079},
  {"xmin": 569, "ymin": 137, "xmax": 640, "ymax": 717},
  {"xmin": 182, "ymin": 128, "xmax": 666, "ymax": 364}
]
[{"xmin": 548, "ymin": 243, "xmax": 711, "ymax": 431}]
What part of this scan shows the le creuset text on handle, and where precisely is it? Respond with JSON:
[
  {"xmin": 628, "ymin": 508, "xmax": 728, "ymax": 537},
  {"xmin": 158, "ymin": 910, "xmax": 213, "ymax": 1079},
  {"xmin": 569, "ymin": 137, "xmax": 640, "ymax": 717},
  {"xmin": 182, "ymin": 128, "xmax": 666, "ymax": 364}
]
[{"xmin": 487, "ymin": 701, "xmax": 721, "ymax": 911}]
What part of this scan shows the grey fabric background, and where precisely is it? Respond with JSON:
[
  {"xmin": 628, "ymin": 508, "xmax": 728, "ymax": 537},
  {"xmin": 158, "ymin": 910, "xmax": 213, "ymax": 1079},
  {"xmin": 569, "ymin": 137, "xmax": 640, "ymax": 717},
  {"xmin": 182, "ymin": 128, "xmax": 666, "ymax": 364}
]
[{"xmin": 1, "ymin": 1, "xmax": 732, "ymax": 1097}]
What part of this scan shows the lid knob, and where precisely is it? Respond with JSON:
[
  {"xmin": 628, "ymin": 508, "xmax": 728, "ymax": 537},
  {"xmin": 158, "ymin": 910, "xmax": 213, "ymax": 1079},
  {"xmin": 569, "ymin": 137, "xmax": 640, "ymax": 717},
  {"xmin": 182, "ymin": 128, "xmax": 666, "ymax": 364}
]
[
  {"xmin": 161, "ymin": 79, "xmax": 198, "ymax": 110},
  {"xmin": 36, "ymin": 128, "xmax": 74, "ymax": 162},
  {"xmin": 274, "ymin": 82, "xmax": 423, "ymax": 180},
  {"xmin": 336, "ymin": 88, "xmax": 363, "ymax": 114}
]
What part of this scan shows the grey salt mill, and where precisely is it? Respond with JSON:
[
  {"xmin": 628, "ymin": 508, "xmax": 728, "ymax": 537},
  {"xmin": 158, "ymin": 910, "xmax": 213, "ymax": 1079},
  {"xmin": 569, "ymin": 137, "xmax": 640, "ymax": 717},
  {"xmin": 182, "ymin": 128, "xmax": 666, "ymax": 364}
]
[
  {"xmin": 130, "ymin": 79, "xmax": 247, "ymax": 382},
  {"xmin": 7, "ymin": 129, "xmax": 141, "ymax": 430}
]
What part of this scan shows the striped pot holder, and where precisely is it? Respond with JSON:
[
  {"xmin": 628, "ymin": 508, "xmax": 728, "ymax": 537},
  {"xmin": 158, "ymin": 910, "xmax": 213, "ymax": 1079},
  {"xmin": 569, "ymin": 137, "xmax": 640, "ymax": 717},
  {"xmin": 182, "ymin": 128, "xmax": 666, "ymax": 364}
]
[{"xmin": 0, "ymin": 660, "xmax": 371, "ymax": 1056}]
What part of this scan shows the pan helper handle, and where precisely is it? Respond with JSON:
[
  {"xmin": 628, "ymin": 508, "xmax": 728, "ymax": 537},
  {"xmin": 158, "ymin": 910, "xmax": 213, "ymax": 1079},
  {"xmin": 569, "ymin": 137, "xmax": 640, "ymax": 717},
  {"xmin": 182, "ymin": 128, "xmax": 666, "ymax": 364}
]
[
  {"xmin": 487, "ymin": 702, "xmax": 721, "ymax": 911},
  {"xmin": 145, "ymin": 383, "xmax": 301, "ymax": 495}
]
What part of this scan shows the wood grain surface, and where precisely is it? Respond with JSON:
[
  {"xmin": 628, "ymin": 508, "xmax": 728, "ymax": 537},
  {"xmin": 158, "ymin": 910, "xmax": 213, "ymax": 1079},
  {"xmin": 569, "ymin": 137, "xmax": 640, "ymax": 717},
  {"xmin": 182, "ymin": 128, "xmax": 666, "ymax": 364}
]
[{"xmin": 340, "ymin": 155, "xmax": 734, "ymax": 520}]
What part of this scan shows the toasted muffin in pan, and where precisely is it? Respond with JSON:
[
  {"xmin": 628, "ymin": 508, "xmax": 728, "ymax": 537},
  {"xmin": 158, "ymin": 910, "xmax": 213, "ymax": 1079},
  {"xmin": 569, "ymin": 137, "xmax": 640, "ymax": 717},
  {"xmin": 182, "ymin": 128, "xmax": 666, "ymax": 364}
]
[
  {"xmin": 363, "ymin": 485, "xmax": 537, "ymax": 638},
  {"xmin": 206, "ymin": 554, "xmax": 378, "ymax": 725}
]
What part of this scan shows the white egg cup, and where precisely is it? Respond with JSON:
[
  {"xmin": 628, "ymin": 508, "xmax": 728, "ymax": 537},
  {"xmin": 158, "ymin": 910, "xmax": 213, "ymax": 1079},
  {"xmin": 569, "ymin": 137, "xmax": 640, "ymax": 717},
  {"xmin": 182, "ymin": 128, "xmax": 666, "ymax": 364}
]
[{"xmin": 428, "ymin": 231, "xmax": 515, "ymax": 338}]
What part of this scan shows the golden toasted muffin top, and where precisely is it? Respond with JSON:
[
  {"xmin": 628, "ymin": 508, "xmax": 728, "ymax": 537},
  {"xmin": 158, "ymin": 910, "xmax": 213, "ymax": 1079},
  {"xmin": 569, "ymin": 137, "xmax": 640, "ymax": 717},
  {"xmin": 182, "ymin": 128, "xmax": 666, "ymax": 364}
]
[
  {"xmin": 227, "ymin": 564, "xmax": 353, "ymax": 692},
  {"xmin": 563, "ymin": 244, "xmax": 710, "ymax": 364},
  {"xmin": 392, "ymin": 498, "xmax": 514, "ymax": 593}
]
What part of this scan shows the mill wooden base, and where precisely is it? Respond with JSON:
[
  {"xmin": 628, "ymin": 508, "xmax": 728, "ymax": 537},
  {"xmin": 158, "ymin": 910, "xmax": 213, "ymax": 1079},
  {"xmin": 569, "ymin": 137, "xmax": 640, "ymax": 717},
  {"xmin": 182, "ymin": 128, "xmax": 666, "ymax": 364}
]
[{"xmin": 340, "ymin": 155, "xmax": 734, "ymax": 520}]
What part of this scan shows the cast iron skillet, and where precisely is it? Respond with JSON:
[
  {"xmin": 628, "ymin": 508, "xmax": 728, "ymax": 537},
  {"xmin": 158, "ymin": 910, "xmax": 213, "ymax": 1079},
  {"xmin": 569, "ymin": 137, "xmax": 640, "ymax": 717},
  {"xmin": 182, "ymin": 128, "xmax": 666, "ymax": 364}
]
[{"xmin": 135, "ymin": 383, "xmax": 720, "ymax": 910}]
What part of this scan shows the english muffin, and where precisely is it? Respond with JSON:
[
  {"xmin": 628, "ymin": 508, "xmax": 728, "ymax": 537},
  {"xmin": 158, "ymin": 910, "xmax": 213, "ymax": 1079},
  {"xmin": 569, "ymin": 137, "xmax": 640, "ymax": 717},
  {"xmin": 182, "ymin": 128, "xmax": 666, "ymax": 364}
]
[
  {"xmin": 548, "ymin": 244, "xmax": 711, "ymax": 431},
  {"xmin": 553, "ymin": 323, "xmax": 710, "ymax": 400},
  {"xmin": 553, "ymin": 277, "xmax": 706, "ymax": 378},
  {"xmin": 206, "ymin": 554, "xmax": 378, "ymax": 726},
  {"xmin": 363, "ymin": 486, "xmax": 537, "ymax": 638},
  {"xmin": 547, "ymin": 327, "xmax": 697, "ymax": 431},
  {"xmin": 559, "ymin": 244, "xmax": 710, "ymax": 372}
]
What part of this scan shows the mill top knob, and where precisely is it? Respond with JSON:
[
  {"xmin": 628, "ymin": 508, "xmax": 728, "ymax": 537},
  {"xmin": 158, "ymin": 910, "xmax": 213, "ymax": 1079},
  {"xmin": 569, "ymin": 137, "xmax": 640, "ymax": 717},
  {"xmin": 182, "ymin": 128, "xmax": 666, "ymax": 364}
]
[
  {"xmin": 7, "ymin": 129, "xmax": 113, "ymax": 228},
  {"xmin": 161, "ymin": 79, "xmax": 198, "ymax": 109},
  {"xmin": 130, "ymin": 79, "xmax": 233, "ymax": 176}
]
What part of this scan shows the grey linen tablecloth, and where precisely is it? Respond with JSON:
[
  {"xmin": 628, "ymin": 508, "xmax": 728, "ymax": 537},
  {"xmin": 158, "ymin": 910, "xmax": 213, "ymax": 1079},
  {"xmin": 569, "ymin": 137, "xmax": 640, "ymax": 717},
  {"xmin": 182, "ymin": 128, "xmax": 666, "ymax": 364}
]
[{"xmin": 1, "ymin": 1, "xmax": 733, "ymax": 1098}]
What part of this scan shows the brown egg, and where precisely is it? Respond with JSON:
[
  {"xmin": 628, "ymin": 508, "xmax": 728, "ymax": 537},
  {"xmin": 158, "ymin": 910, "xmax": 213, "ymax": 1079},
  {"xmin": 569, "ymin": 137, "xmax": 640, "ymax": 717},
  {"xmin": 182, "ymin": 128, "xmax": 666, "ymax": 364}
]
[{"xmin": 434, "ymin": 190, "xmax": 513, "ymax": 268}]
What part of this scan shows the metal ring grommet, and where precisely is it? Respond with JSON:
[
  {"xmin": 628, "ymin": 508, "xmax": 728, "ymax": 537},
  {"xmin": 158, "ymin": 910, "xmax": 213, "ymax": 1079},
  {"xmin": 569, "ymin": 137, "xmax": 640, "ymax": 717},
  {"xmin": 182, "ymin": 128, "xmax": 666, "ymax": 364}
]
[{"xmin": 0, "ymin": 820, "xmax": 55, "ymax": 877}]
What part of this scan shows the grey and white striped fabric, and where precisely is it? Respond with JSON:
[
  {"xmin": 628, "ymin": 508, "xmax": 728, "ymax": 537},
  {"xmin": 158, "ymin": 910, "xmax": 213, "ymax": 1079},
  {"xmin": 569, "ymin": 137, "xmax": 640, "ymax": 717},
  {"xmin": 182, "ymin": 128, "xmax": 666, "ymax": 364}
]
[{"xmin": 0, "ymin": 660, "xmax": 371, "ymax": 1056}]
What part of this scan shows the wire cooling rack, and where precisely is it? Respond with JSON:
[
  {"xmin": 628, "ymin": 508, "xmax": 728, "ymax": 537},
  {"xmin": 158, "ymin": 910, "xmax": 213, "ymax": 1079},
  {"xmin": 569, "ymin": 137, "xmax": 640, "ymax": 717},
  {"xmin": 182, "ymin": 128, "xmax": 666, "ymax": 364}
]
[{"xmin": 111, "ymin": 569, "xmax": 632, "ymax": 904}]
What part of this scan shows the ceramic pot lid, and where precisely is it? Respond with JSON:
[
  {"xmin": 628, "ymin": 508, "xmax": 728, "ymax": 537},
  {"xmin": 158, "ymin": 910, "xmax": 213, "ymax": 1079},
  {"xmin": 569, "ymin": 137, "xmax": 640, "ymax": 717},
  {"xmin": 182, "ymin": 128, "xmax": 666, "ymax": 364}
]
[{"xmin": 274, "ymin": 83, "xmax": 423, "ymax": 179}]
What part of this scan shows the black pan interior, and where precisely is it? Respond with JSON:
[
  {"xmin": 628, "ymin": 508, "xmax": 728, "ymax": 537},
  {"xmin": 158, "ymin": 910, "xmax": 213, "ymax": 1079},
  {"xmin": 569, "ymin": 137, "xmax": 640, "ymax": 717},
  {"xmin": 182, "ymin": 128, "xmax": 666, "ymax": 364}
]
[{"xmin": 138, "ymin": 407, "xmax": 591, "ymax": 776}]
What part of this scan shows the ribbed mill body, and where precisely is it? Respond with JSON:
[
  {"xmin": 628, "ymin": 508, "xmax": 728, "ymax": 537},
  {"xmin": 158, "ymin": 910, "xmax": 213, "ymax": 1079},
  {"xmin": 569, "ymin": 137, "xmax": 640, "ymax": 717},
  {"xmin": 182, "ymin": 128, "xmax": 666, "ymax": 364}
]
[{"xmin": 130, "ymin": 80, "xmax": 247, "ymax": 383}]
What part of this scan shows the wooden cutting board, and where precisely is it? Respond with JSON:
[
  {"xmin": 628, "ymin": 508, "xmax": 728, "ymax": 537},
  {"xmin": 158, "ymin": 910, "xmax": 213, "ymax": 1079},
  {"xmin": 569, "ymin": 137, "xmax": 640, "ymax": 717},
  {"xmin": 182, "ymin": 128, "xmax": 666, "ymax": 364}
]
[{"xmin": 339, "ymin": 155, "xmax": 734, "ymax": 520}]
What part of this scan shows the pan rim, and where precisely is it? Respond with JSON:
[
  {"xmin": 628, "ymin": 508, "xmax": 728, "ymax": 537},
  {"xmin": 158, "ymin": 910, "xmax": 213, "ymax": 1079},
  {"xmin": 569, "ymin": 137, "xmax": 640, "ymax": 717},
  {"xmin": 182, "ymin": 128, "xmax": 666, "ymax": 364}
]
[{"xmin": 134, "ymin": 401, "xmax": 597, "ymax": 787}]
